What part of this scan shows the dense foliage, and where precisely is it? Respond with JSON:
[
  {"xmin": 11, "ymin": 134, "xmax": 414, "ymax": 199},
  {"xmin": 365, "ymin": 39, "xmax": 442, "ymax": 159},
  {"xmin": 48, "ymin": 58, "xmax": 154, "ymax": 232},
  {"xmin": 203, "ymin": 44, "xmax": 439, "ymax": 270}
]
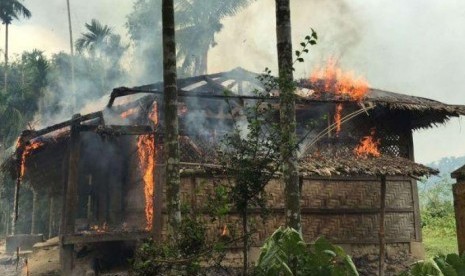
[
  {"xmin": 419, "ymin": 171, "xmax": 458, "ymax": 257},
  {"xmin": 401, "ymin": 253, "xmax": 465, "ymax": 276},
  {"xmin": 255, "ymin": 227, "xmax": 358, "ymax": 276}
]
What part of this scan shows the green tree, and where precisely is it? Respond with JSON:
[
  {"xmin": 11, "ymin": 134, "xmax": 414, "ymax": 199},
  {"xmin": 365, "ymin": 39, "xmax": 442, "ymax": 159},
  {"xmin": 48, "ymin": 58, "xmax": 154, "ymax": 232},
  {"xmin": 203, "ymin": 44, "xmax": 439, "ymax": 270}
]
[
  {"xmin": 126, "ymin": 0, "xmax": 163, "ymax": 82},
  {"xmin": 0, "ymin": 50, "xmax": 48, "ymax": 149},
  {"xmin": 74, "ymin": 19, "xmax": 127, "ymax": 97},
  {"xmin": 275, "ymin": 0, "xmax": 301, "ymax": 232},
  {"xmin": 219, "ymin": 73, "xmax": 282, "ymax": 274},
  {"xmin": 126, "ymin": 0, "xmax": 255, "ymax": 81},
  {"xmin": 0, "ymin": 0, "xmax": 31, "ymax": 94},
  {"xmin": 176, "ymin": 0, "xmax": 254, "ymax": 76}
]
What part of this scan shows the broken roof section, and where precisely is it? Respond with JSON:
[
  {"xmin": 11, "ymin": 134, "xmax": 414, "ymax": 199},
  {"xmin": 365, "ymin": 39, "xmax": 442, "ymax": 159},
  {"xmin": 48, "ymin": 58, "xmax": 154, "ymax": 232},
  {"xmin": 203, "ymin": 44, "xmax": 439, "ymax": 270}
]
[
  {"xmin": 109, "ymin": 67, "xmax": 465, "ymax": 130},
  {"xmin": 2, "ymin": 67, "xmax": 462, "ymax": 182},
  {"xmin": 452, "ymin": 165, "xmax": 465, "ymax": 179}
]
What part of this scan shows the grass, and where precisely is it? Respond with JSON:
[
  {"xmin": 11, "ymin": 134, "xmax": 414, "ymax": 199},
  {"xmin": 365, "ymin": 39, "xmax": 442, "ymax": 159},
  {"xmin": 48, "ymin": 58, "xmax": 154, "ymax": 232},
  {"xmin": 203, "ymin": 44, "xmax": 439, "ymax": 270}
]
[
  {"xmin": 422, "ymin": 226, "xmax": 458, "ymax": 258},
  {"xmin": 420, "ymin": 209, "xmax": 458, "ymax": 258}
]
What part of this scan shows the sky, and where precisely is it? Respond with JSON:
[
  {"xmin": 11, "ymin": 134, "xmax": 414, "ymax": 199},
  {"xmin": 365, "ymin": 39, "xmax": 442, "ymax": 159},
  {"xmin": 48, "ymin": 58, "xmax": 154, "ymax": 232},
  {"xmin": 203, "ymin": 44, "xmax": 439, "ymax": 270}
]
[{"xmin": 1, "ymin": 0, "xmax": 464, "ymax": 164}]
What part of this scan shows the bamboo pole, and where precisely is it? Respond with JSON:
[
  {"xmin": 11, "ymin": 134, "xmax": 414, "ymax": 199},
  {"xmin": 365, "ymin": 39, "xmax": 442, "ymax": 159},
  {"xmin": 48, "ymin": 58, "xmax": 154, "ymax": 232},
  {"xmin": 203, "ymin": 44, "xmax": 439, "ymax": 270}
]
[{"xmin": 379, "ymin": 175, "xmax": 387, "ymax": 276}]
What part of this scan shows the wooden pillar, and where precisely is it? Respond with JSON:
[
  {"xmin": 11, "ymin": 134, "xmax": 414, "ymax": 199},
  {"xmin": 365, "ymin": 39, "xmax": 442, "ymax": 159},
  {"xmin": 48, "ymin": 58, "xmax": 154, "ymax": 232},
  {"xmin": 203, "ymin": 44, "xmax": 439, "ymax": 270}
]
[
  {"xmin": 60, "ymin": 114, "xmax": 81, "ymax": 274},
  {"xmin": 152, "ymin": 139, "xmax": 164, "ymax": 241},
  {"xmin": 379, "ymin": 175, "xmax": 387, "ymax": 276},
  {"xmin": 4, "ymin": 204, "xmax": 9, "ymax": 237},
  {"xmin": 31, "ymin": 189, "xmax": 38, "ymax": 234},
  {"xmin": 452, "ymin": 167, "xmax": 465, "ymax": 255},
  {"xmin": 48, "ymin": 189, "xmax": 57, "ymax": 239}
]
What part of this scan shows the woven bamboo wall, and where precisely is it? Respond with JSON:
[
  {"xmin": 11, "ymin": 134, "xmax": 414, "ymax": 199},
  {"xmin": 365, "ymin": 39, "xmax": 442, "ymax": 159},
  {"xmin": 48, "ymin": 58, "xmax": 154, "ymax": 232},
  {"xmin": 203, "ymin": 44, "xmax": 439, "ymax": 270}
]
[{"xmin": 158, "ymin": 175, "xmax": 420, "ymax": 245}]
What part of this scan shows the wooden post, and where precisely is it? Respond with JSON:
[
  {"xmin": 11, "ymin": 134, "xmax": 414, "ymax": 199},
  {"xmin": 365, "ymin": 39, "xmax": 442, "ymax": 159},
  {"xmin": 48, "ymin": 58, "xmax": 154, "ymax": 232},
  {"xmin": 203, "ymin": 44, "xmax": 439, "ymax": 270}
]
[
  {"xmin": 60, "ymin": 114, "xmax": 81, "ymax": 274},
  {"xmin": 452, "ymin": 167, "xmax": 465, "ymax": 255},
  {"xmin": 87, "ymin": 175, "xmax": 93, "ymax": 221},
  {"xmin": 5, "ymin": 205, "xmax": 9, "ymax": 237},
  {"xmin": 152, "ymin": 139, "xmax": 164, "ymax": 242},
  {"xmin": 48, "ymin": 192, "xmax": 54, "ymax": 239},
  {"xmin": 31, "ymin": 189, "xmax": 38, "ymax": 234},
  {"xmin": 379, "ymin": 175, "xmax": 387, "ymax": 276}
]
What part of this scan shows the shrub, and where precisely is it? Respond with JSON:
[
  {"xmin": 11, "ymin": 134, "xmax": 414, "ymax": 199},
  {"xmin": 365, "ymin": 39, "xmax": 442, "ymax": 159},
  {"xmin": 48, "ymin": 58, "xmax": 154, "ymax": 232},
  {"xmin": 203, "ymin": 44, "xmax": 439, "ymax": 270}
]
[{"xmin": 254, "ymin": 227, "xmax": 358, "ymax": 276}]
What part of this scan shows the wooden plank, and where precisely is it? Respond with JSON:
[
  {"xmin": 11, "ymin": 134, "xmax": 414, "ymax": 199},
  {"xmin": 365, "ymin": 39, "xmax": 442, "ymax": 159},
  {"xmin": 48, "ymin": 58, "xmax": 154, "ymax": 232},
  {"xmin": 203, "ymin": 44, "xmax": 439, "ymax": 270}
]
[
  {"xmin": 160, "ymin": 207, "xmax": 414, "ymax": 215},
  {"xmin": 453, "ymin": 182, "xmax": 465, "ymax": 254},
  {"xmin": 407, "ymin": 129, "xmax": 423, "ymax": 242},
  {"xmin": 62, "ymin": 231, "xmax": 150, "ymax": 245},
  {"xmin": 152, "ymin": 137, "xmax": 164, "ymax": 241},
  {"xmin": 31, "ymin": 189, "xmax": 38, "ymax": 234},
  {"xmin": 24, "ymin": 111, "xmax": 103, "ymax": 141},
  {"xmin": 79, "ymin": 125, "xmax": 153, "ymax": 135}
]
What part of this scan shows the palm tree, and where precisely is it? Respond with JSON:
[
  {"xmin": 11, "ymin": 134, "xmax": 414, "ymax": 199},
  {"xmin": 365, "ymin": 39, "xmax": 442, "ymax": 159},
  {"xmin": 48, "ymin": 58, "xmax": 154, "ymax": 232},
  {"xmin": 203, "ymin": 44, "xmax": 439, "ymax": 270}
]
[
  {"xmin": 176, "ymin": 0, "xmax": 254, "ymax": 76},
  {"xmin": 162, "ymin": 0, "xmax": 181, "ymax": 238},
  {"xmin": 75, "ymin": 19, "xmax": 127, "ymax": 94},
  {"xmin": 275, "ymin": 0, "xmax": 301, "ymax": 232},
  {"xmin": 0, "ymin": 0, "xmax": 31, "ymax": 94},
  {"xmin": 75, "ymin": 19, "xmax": 113, "ymax": 56}
]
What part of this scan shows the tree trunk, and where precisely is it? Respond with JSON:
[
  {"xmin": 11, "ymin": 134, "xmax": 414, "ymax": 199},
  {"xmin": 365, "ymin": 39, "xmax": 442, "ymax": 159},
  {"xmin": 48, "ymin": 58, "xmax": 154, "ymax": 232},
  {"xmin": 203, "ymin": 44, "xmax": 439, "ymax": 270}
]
[
  {"xmin": 162, "ymin": 0, "xmax": 181, "ymax": 235},
  {"xmin": 66, "ymin": 0, "xmax": 76, "ymax": 109},
  {"xmin": 4, "ymin": 23, "xmax": 9, "ymax": 94},
  {"xmin": 198, "ymin": 47, "xmax": 209, "ymax": 76},
  {"xmin": 275, "ymin": 0, "xmax": 301, "ymax": 232},
  {"xmin": 242, "ymin": 208, "xmax": 249, "ymax": 275}
]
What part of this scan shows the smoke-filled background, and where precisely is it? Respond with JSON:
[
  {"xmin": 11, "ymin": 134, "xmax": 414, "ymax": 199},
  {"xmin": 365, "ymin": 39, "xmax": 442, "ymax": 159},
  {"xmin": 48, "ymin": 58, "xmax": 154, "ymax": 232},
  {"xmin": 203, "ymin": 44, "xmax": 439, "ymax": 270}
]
[{"xmin": 1, "ymin": 0, "xmax": 464, "ymax": 163}]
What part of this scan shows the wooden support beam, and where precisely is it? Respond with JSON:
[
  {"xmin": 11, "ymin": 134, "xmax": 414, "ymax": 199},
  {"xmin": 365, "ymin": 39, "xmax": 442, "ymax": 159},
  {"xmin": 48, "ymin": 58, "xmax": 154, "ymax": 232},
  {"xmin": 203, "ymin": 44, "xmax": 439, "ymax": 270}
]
[
  {"xmin": 48, "ymin": 192, "xmax": 54, "ymax": 239},
  {"xmin": 78, "ymin": 125, "xmax": 153, "ymax": 136},
  {"xmin": 60, "ymin": 114, "xmax": 81, "ymax": 275},
  {"xmin": 379, "ymin": 175, "xmax": 387, "ymax": 276},
  {"xmin": 453, "ymin": 177, "xmax": 465, "ymax": 255},
  {"xmin": 31, "ymin": 189, "xmax": 38, "ymax": 235},
  {"xmin": 19, "ymin": 111, "xmax": 103, "ymax": 143},
  {"xmin": 152, "ymin": 140, "xmax": 164, "ymax": 242}
]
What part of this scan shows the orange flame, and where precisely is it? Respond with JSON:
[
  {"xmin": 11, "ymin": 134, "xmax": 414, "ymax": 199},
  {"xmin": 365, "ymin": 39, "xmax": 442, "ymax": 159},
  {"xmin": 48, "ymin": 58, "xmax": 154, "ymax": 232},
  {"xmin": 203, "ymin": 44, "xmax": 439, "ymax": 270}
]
[
  {"xmin": 221, "ymin": 224, "xmax": 229, "ymax": 237},
  {"xmin": 121, "ymin": 107, "xmax": 139, "ymax": 119},
  {"xmin": 18, "ymin": 140, "xmax": 44, "ymax": 179},
  {"xmin": 148, "ymin": 102, "xmax": 158, "ymax": 125},
  {"xmin": 90, "ymin": 222, "xmax": 109, "ymax": 233},
  {"xmin": 334, "ymin": 104, "xmax": 343, "ymax": 135},
  {"xmin": 310, "ymin": 57, "xmax": 369, "ymax": 101},
  {"xmin": 137, "ymin": 102, "xmax": 158, "ymax": 230},
  {"xmin": 354, "ymin": 129, "xmax": 381, "ymax": 157},
  {"xmin": 137, "ymin": 135, "xmax": 155, "ymax": 231}
]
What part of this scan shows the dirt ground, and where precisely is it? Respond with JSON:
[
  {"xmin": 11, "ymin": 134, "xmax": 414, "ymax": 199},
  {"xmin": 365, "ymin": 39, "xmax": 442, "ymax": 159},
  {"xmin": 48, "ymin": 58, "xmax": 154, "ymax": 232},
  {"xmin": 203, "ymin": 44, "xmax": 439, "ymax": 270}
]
[
  {"xmin": 0, "ymin": 238, "xmax": 60, "ymax": 276},
  {"xmin": 20, "ymin": 238, "xmax": 60, "ymax": 276},
  {"xmin": 0, "ymin": 239, "xmax": 23, "ymax": 276}
]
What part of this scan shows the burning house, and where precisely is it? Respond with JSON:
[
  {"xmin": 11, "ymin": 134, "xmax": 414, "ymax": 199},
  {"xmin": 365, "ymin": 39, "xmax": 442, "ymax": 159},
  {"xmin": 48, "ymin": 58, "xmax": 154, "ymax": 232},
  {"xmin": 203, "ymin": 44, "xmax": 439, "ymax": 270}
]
[{"xmin": 1, "ymin": 66, "xmax": 465, "ymax": 274}]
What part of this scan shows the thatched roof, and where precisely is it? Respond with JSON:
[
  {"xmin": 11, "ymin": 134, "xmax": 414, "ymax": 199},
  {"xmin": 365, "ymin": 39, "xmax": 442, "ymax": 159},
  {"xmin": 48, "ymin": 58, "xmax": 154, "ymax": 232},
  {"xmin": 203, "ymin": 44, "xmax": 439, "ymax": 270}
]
[
  {"xmin": 296, "ymin": 86, "xmax": 465, "ymax": 130},
  {"xmin": 1, "ymin": 68, "xmax": 458, "ymax": 185},
  {"xmin": 299, "ymin": 151, "xmax": 437, "ymax": 178},
  {"xmin": 111, "ymin": 68, "xmax": 465, "ymax": 130},
  {"xmin": 452, "ymin": 165, "xmax": 465, "ymax": 179}
]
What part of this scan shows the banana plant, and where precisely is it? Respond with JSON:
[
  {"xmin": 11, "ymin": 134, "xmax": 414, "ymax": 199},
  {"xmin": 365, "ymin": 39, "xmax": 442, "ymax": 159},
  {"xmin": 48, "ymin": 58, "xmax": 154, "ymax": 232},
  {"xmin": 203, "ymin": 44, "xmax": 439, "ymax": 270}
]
[{"xmin": 255, "ymin": 227, "xmax": 358, "ymax": 276}]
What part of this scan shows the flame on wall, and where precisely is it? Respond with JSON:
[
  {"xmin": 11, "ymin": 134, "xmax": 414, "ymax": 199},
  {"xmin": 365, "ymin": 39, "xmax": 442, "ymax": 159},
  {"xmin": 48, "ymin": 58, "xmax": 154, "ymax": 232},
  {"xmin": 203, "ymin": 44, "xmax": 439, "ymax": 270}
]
[
  {"xmin": 354, "ymin": 129, "xmax": 381, "ymax": 157},
  {"xmin": 310, "ymin": 57, "xmax": 370, "ymax": 136},
  {"xmin": 137, "ymin": 102, "xmax": 158, "ymax": 230},
  {"xmin": 334, "ymin": 103, "xmax": 343, "ymax": 135},
  {"xmin": 17, "ymin": 140, "xmax": 44, "ymax": 179}
]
